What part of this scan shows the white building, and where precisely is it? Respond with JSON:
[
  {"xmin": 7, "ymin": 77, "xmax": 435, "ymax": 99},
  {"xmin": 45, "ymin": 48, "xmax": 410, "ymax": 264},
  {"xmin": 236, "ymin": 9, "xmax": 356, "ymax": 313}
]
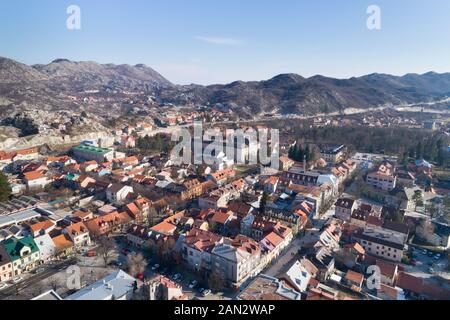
[
  {"xmin": 66, "ymin": 270, "xmax": 137, "ymax": 300},
  {"xmin": 282, "ymin": 259, "xmax": 318, "ymax": 293},
  {"xmin": 353, "ymin": 227, "xmax": 407, "ymax": 262},
  {"xmin": 106, "ymin": 184, "xmax": 134, "ymax": 204},
  {"xmin": 34, "ymin": 234, "xmax": 56, "ymax": 263}
]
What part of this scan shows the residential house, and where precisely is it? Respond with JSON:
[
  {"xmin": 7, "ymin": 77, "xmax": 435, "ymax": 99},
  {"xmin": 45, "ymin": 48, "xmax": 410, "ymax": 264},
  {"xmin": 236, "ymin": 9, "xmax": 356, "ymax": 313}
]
[
  {"xmin": 211, "ymin": 237, "xmax": 262, "ymax": 289},
  {"xmin": 147, "ymin": 276, "xmax": 185, "ymax": 300},
  {"xmin": 52, "ymin": 234, "xmax": 74, "ymax": 259},
  {"xmin": 208, "ymin": 169, "xmax": 236, "ymax": 186},
  {"xmin": 2, "ymin": 236, "xmax": 40, "ymax": 276},
  {"xmin": 366, "ymin": 161, "xmax": 397, "ymax": 191},
  {"xmin": 27, "ymin": 220, "xmax": 56, "ymax": 238},
  {"xmin": 34, "ymin": 234, "xmax": 56, "ymax": 263},
  {"xmin": 13, "ymin": 148, "xmax": 39, "ymax": 162},
  {"xmin": 23, "ymin": 171, "xmax": 50, "ymax": 189},
  {"xmin": 344, "ymin": 270, "xmax": 364, "ymax": 289},
  {"xmin": 334, "ymin": 198, "xmax": 357, "ymax": 222},
  {"xmin": 64, "ymin": 222, "xmax": 91, "ymax": 248},
  {"xmin": 127, "ymin": 224, "xmax": 151, "ymax": 249},
  {"xmin": 106, "ymin": 184, "xmax": 134, "ymax": 204},
  {"xmin": 181, "ymin": 228, "xmax": 223, "ymax": 274},
  {"xmin": 259, "ymin": 223, "xmax": 293, "ymax": 261},
  {"xmin": 0, "ymin": 245, "xmax": 13, "ymax": 283},
  {"xmin": 320, "ymin": 144, "xmax": 346, "ymax": 164}
]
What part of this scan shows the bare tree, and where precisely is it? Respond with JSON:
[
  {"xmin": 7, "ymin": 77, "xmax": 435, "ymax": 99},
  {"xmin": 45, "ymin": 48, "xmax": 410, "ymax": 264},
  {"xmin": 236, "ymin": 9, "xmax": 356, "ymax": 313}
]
[
  {"xmin": 31, "ymin": 282, "xmax": 46, "ymax": 297},
  {"xmin": 126, "ymin": 252, "xmax": 148, "ymax": 277},
  {"xmin": 49, "ymin": 277, "xmax": 62, "ymax": 292},
  {"xmin": 97, "ymin": 236, "xmax": 116, "ymax": 267}
]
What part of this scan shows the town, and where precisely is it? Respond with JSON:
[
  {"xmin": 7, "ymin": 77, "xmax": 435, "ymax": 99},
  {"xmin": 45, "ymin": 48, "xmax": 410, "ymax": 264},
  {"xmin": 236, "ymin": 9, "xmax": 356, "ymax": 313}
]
[{"xmin": 0, "ymin": 114, "xmax": 449, "ymax": 301}]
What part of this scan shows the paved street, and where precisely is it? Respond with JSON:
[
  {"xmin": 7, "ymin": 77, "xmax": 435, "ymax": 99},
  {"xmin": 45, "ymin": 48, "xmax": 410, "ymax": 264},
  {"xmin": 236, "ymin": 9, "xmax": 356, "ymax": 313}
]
[
  {"xmin": 264, "ymin": 238, "xmax": 303, "ymax": 277},
  {"xmin": 0, "ymin": 258, "xmax": 77, "ymax": 300}
]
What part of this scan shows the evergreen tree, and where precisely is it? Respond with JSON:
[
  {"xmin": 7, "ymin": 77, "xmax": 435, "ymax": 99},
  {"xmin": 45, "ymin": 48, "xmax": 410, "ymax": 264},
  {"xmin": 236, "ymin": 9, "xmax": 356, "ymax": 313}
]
[
  {"xmin": 416, "ymin": 141, "xmax": 424, "ymax": 159},
  {"xmin": 0, "ymin": 172, "xmax": 11, "ymax": 202},
  {"xmin": 259, "ymin": 191, "xmax": 268, "ymax": 215},
  {"xmin": 305, "ymin": 144, "xmax": 311, "ymax": 162}
]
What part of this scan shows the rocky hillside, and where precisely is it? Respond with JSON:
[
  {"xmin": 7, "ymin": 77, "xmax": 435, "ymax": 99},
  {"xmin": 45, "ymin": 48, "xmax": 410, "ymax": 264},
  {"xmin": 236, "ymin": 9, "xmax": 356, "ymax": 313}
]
[
  {"xmin": 160, "ymin": 72, "xmax": 450, "ymax": 115},
  {"xmin": 33, "ymin": 58, "xmax": 173, "ymax": 92},
  {"xmin": 1, "ymin": 56, "xmax": 450, "ymax": 118}
]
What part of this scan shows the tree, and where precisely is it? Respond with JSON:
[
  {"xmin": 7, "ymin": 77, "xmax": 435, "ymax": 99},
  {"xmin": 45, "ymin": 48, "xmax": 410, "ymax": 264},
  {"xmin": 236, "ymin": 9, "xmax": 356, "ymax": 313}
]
[
  {"xmin": 416, "ymin": 141, "xmax": 424, "ymax": 159},
  {"xmin": 97, "ymin": 236, "xmax": 116, "ymax": 267},
  {"xmin": 388, "ymin": 210, "xmax": 404, "ymax": 223},
  {"xmin": 413, "ymin": 191, "xmax": 424, "ymax": 209},
  {"xmin": 259, "ymin": 191, "xmax": 268, "ymax": 215},
  {"xmin": 0, "ymin": 172, "xmax": 11, "ymax": 202},
  {"xmin": 48, "ymin": 277, "xmax": 63, "ymax": 293},
  {"xmin": 127, "ymin": 252, "xmax": 147, "ymax": 277},
  {"xmin": 80, "ymin": 111, "xmax": 88, "ymax": 118}
]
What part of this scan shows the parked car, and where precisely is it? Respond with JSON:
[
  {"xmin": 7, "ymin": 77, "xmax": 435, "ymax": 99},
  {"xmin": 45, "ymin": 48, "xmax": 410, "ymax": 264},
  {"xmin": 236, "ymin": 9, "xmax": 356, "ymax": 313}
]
[
  {"xmin": 108, "ymin": 260, "xmax": 123, "ymax": 267},
  {"xmin": 11, "ymin": 276, "xmax": 23, "ymax": 284},
  {"xmin": 428, "ymin": 267, "xmax": 435, "ymax": 274},
  {"xmin": 427, "ymin": 251, "xmax": 434, "ymax": 257},
  {"xmin": 202, "ymin": 289, "xmax": 211, "ymax": 297},
  {"xmin": 173, "ymin": 273, "xmax": 182, "ymax": 281},
  {"xmin": 33, "ymin": 267, "xmax": 45, "ymax": 274},
  {"xmin": 0, "ymin": 283, "xmax": 8, "ymax": 291},
  {"xmin": 86, "ymin": 250, "xmax": 96, "ymax": 257},
  {"xmin": 189, "ymin": 280, "xmax": 198, "ymax": 289},
  {"xmin": 434, "ymin": 254, "xmax": 441, "ymax": 260},
  {"xmin": 422, "ymin": 250, "xmax": 428, "ymax": 255}
]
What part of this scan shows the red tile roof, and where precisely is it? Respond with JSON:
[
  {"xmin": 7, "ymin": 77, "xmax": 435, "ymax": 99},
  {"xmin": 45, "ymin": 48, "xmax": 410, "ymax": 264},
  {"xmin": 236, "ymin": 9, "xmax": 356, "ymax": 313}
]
[{"xmin": 23, "ymin": 170, "xmax": 45, "ymax": 181}]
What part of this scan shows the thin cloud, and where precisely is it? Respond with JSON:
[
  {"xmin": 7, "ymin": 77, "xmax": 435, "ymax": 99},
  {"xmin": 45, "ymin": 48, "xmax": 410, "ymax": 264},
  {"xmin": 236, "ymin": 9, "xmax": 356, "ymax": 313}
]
[{"xmin": 195, "ymin": 36, "xmax": 243, "ymax": 46}]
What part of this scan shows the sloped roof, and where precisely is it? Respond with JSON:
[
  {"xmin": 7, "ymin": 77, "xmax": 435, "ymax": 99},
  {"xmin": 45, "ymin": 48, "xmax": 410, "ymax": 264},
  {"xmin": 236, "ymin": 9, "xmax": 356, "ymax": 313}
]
[{"xmin": 2, "ymin": 236, "xmax": 39, "ymax": 261}]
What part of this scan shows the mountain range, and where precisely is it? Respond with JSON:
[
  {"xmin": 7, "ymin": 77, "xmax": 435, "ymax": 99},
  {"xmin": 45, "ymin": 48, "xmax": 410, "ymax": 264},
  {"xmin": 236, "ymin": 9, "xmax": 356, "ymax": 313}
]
[{"xmin": 1, "ymin": 56, "xmax": 450, "ymax": 117}]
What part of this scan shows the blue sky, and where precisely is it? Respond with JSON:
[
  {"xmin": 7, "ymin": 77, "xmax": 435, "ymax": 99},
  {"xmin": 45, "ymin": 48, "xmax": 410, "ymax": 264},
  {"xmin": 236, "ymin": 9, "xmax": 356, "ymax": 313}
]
[{"xmin": 1, "ymin": 0, "xmax": 450, "ymax": 85}]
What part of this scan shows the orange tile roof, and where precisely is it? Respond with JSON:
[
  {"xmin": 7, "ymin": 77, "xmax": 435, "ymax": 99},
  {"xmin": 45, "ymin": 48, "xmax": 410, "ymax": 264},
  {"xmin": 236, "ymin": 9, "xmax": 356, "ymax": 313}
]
[
  {"xmin": 23, "ymin": 170, "xmax": 45, "ymax": 181},
  {"xmin": 344, "ymin": 242, "xmax": 366, "ymax": 255},
  {"xmin": 29, "ymin": 220, "xmax": 55, "ymax": 233},
  {"xmin": 263, "ymin": 231, "xmax": 285, "ymax": 248},
  {"xmin": 66, "ymin": 222, "xmax": 88, "ymax": 236},
  {"xmin": 52, "ymin": 234, "xmax": 74, "ymax": 251},
  {"xmin": 345, "ymin": 270, "xmax": 364, "ymax": 285},
  {"xmin": 151, "ymin": 221, "xmax": 177, "ymax": 235},
  {"xmin": 211, "ymin": 211, "xmax": 231, "ymax": 224},
  {"xmin": 0, "ymin": 151, "xmax": 16, "ymax": 160},
  {"xmin": 15, "ymin": 147, "xmax": 38, "ymax": 155},
  {"xmin": 72, "ymin": 210, "xmax": 93, "ymax": 220},
  {"xmin": 126, "ymin": 202, "xmax": 140, "ymax": 217}
]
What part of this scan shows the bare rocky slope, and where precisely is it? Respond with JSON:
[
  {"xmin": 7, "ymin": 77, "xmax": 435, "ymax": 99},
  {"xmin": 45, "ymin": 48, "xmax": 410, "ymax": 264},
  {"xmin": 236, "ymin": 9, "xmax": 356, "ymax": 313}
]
[{"xmin": 1, "ymin": 56, "xmax": 450, "ymax": 117}]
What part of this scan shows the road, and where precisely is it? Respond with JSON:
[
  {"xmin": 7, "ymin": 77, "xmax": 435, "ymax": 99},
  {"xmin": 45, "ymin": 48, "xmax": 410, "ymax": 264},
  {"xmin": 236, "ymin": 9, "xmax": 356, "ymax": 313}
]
[
  {"xmin": 0, "ymin": 258, "xmax": 77, "ymax": 300},
  {"xmin": 263, "ymin": 238, "xmax": 303, "ymax": 277}
]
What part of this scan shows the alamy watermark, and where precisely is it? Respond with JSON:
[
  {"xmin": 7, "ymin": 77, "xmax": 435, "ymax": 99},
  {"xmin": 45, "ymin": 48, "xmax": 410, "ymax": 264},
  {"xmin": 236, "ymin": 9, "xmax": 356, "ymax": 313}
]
[
  {"xmin": 170, "ymin": 122, "xmax": 280, "ymax": 169},
  {"xmin": 367, "ymin": 5, "xmax": 381, "ymax": 30},
  {"xmin": 66, "ymin": 265, "xmax": 81, "ymax": 290},
  {"xmin": 66, "ymin": 5, "xmax": 81, "ymax": 30},
  {"xmin": 366, "ymin": 265, "xmax": 381, "ymax": 290}
]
